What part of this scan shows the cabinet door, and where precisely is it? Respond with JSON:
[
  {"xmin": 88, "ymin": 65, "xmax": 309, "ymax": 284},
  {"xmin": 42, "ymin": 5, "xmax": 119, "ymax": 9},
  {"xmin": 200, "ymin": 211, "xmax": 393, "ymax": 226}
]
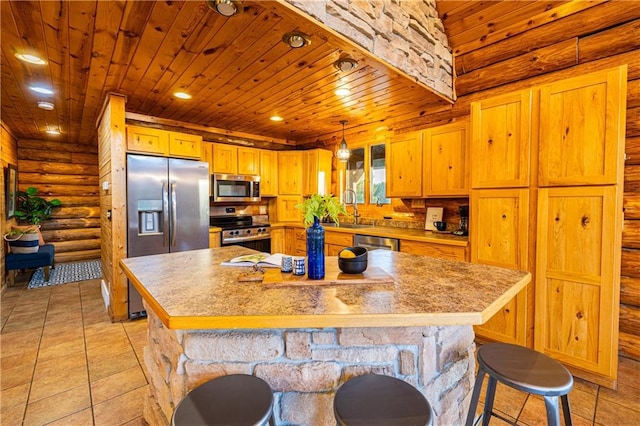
[
  {"xmin": 168, "ymin": 132, "xmax": 202, "ymax": 158},
  {"xmin": 535, "ymin": 186, "xmax": 621, "ymax": 384},
  {"xmin": 238, "ymin": 147, "xmax": 261, "ymax": 175},
  {"xmin": 471, "ymin": 91, "xmax": 532, "ymax": 188},
  {"xmin": 276, "ymin": 195, "xmax": 302, "ymax": 222},
  {"xmin": 538, "ymin": 67, "xmax": 626, "ymax": 187},
  {"xmin": 278, "ymin": 151, "xmax": 302, "ymax": 195},
  {"xmin": 325, "ymin": 230, "xmax": 353, "ymax": 256},
  {"xmin": 260, "ymin": 150, "xmax": 279, "ymax": 196},
  {"xmin": 400, "ymin": 240, "xmax": 467, "ymax": 262},
  {"xmin": 212, "ymin": 143, "xmax": 238, "ymax": 174},
  {"xmin": 387, "ymin": 132, "xmax": 423, "ymax": 197},
  {"xmin": 270, "ymin": 228, "xmax": 285, "ymax": 254},
  {"xmin": 302, "ymin": 149, "xmax": 332, "ymax": 196},
  {"xmin": 127, "ymin": 126, "xmax": 168, "ymax": 155},
  {"xmin": 423, "ymin": 121, "xmax": 469, "ymax": 197},
  {"xmin": 208, "ymin": 229, "xmax": 220, "ymax": 248},
  {"xmin": 471, "ymin": 188, "xmax": 530, "ymax": 346}
]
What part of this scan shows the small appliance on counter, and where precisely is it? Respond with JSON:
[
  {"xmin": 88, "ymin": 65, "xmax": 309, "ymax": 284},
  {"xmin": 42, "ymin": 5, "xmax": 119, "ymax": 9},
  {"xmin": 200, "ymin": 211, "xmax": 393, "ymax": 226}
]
[{"xmin": 452, "ymin": 205, "xmax": 469, "ymax": 236}]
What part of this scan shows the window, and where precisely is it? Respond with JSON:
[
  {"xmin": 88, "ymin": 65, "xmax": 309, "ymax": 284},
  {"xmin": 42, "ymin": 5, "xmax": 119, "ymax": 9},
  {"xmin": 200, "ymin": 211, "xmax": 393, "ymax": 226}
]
[{"xmin": 345, "ymin": 143, "xmax": 390, "ymax": 205}]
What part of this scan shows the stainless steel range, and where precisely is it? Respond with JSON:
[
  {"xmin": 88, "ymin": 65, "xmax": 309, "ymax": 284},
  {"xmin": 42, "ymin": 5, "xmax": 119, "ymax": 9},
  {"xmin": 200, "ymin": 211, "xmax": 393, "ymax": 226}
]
[{"xmin": 210, "ymin": 206, "xmax": 271, "ymax": 252}]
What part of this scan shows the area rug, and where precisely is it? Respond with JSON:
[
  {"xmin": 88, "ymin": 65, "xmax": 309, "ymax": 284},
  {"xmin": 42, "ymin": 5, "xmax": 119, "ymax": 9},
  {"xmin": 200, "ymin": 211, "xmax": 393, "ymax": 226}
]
[{"xmin": 28, "ymin": 259, "xmax": 102, "ymax": 289}]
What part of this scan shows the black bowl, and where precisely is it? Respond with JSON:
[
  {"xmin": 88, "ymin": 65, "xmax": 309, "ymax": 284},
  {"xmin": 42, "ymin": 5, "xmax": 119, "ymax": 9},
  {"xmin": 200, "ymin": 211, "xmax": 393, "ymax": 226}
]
[{"xmin": 338, "ymin": 247, "xmax": 368, "ymax": 274}]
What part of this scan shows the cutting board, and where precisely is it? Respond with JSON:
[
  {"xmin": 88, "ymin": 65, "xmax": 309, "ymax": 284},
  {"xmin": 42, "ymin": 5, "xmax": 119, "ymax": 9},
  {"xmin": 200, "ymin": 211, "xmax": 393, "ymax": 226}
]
[{"xmin": 260, "ymin": 262, "xmax": 394, "ymax": 287}]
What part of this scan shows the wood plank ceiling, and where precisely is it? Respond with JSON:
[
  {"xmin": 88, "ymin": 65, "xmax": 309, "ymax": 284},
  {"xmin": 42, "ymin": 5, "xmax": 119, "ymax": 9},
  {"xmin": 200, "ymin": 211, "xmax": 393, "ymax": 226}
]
[
  {"xmin": 1, "ymin": 0, "xmax": 452, "ymax": 147},
  {"xmin": 1, "ymin": 0, "xmax": 605, "ymax": 147}
]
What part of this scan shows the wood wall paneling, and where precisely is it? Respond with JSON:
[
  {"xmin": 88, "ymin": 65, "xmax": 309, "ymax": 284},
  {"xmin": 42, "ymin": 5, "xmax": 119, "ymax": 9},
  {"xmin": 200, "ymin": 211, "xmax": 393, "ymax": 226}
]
[{"xmin": 1, "ymin": 122, "xmax": 18, "ymax": 292}]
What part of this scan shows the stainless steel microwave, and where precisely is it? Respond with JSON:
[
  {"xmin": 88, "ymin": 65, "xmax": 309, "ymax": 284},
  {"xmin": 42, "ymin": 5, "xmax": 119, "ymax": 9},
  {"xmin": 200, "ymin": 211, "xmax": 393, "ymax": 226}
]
[{"xmin": 211, "ymin": 174, "xmax": 261, "ymax": 203}]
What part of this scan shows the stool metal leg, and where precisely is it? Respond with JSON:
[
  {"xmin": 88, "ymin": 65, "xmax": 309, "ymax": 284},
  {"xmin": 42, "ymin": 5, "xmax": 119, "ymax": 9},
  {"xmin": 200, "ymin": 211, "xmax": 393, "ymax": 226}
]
[
  {"xmin": 561, "ymin": 395, "xmax": 573, "ymax": 426},
  {"xmin": 465, "ymin": 367, "xmax": 486, "ymax": 426},
  {"xmin": 543, "ymin": 396, "xmax": 561, "ymax": 426},
  {"xmin": 482, "ymin": 376, "xmax": 498, "ymax": 426}
]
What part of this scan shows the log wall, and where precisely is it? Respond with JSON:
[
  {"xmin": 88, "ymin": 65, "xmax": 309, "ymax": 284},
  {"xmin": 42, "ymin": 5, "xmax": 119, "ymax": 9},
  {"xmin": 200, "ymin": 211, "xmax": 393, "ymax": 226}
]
[
  {"xmin": 16, "ymin": 139, "xmax": 100, "ymax": 264},
  {"xmin": 391, "ymin": 5, "xmax": 640, "ymax": 361},
  {"xmin": 1, "ymin": 122, "xmax": 18, "ymax": 293}
]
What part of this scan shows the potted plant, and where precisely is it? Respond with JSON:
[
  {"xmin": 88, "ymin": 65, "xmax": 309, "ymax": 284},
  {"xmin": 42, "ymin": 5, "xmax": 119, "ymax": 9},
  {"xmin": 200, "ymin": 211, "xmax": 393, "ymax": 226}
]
[
  {"xmin": 14, "ymin": 187, "xmax": 62, "ymax": 225},
  {"xmin": 3, "ymin": 225, "xmax": 41, "ymax": 254},
  {"xmin": 296, "ymin": 194, "xmax": 347, "ymax": 279}
]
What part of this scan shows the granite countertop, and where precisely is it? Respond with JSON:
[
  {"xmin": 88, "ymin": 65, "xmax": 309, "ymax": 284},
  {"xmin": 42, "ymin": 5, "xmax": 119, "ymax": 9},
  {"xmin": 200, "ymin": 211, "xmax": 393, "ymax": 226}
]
[
  {"xmin": 120, "ymin": 246, "xmax": 530, "ymax": 330},
  {"xmin": 269, "ymin": 222, "xmax": 468, "ymax": 246}
]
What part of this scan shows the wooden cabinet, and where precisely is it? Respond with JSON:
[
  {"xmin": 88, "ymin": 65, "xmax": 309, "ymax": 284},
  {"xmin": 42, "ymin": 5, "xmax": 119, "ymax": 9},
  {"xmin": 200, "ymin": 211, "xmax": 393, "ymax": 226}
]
[
  {"xmin": 127, "ymin": 126, "xmax": 167, "ymax": 155},
  {"xmin": 278, "ymin": 151, "xmax": 303, "ymax": 195},
  {"xmin": 276, "ymin": 195, "xmax": 302, "ymax": 222},
  {"xmin": 211, "ymin": 143, "xmax": 238, "ymax": 174},
  {"xmin": 293, "ymin": 227, "xmax": 306, "ymax": 256},
  {"xmin": 237, "ymin": 147, "xmax": 261, "ymax": 175},
  {"xmin": 422, "ymin": 121, "xmax": 469, "ymax": 197},
  {"xmin": 284, "ymin": 228, "xmax": 296, "ymax": 255},
  {"xmin": 535, "ymin": 186, "xmax": 621, "ymax": 384},
  {"xmin": 400, "ymin": 240, "xmax": 468, "ymax": 262},
  {"xmin": 270, "ymin": 227, "xmax": 285, "ymax": 254},
  {"xmin": 127, "ymin": 126, "xmax": 203, "ymax": 158},
  {"xmin": 387, "ymin": 131, "xmax": 423, "ymax": 197},
  {"xmin": 208, "ymin": 229, "xmax": 221, "ymax": 248},
  {"xmin": 168, "ymin": 132, "xmax": 201, "ymax": 158},
  {"xmin": 324, "ymin": 230, "xmax": 353, "ymax": 256},
  {"xmin": 302, "ymin": 149, "xmax": 332, "ymax": 196},
  {"xmin": 538, "ymin": 67, "xmax": 626, "ymax": 187},
  {"xmin": 471, "ymin": 188, "xmax": 531, "ymax": 346},
  {"xmin": 260, "ymin": 150, "xmax": 278, "ymax": 196},
  {"xmin": 471, "ymin": 91, "xmax": 532, "ymax": 188}
]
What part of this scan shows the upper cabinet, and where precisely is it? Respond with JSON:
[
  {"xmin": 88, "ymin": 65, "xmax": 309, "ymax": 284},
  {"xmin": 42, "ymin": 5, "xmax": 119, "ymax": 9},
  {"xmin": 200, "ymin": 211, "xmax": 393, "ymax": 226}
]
[
  {"xmin": 471, "ymin": 91, "xmax": 532, "ymax": 188},
  {"xmin": 211, "ymin": 143, "xmax": 238, "ymax": 174},
  {"xmin": 538, "ymin": 67, "xmax": 626, "ymax": 187},
  {"xmin": 302, "ymin": 149, "xmax": 332, "ymax": 197},
  {"xmin": 237, "ymin": 147, "xmax": 261, "ymax": 175},
  {"xmin": 260, "ymin": 150, "xmax": 278, "ymax": 197},
  {"xmin": 387, "ymin": 131, "xmax": 423, "ymax": 197},
  {"xmin": 423, "ymin": 121, "xmax": 469, "ymax": 197},
  {"xmin": 126, "ymin": 126, "xmax": 202, "ymax": 159},
  {"xmin": 278, "ymin": 151, "xmax": 303, "ymax": 195}
]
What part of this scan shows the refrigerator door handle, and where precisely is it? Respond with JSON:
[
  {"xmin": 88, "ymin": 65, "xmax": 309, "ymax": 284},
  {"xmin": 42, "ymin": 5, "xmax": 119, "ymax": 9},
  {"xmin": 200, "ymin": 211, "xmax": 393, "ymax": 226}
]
[
  {"xmin": 170, "ymin": 182, "xmax": 177, "ymax": 247},
  {"xmin": 162, "ymin": 181, "xmax": 169, "ymax": 247}
]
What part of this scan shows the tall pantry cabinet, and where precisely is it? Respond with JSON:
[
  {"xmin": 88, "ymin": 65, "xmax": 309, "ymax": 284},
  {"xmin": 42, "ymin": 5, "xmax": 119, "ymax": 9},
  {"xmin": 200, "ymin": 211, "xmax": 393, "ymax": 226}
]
[{"xmin": 470, "ymin": 66, "xmax": 626, "ymax": 386}]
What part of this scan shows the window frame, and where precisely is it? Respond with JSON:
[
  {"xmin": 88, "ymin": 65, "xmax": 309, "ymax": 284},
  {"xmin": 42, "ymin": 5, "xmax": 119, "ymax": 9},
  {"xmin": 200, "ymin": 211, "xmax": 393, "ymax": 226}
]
[{"xmin": 344, "ymin": 140, "xmax": 390, "ymax": 206}]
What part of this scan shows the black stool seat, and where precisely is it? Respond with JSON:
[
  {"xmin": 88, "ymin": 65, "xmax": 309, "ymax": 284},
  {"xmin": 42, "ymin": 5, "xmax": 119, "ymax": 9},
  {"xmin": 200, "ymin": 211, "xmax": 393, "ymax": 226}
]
[
  {"xmin": 334, "ymin": 374, "xmax": 434, "ymax": 426},
  {"xmin": 465, "ymin": 343, "xmax": 573, "ymax": 426},
  {"xmin": 172, "ymin": 374, "xmax": 274, "ymax": 426}
]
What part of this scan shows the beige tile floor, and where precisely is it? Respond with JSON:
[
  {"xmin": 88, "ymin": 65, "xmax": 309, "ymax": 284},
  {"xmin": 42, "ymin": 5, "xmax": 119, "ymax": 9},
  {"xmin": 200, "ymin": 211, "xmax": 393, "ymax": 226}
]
[{"xmin": 2, "ymin": 276, "xmax": 639, "ymax": 425}]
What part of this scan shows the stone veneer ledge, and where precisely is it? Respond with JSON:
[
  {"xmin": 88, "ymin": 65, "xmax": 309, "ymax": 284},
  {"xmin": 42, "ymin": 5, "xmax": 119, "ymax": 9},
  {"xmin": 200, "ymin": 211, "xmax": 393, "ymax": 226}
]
[
  {"xmin": 284, "ymin": 0, "xmax": 453, "ymax": 99},
  {"xmin": 143, "ymin": 307, "xmax": 476, "ymax": 426}
]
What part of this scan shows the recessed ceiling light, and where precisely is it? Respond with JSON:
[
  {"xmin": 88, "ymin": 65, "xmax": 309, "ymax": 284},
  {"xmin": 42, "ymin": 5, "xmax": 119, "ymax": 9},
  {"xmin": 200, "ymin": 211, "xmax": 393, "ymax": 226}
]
[
  {"xmin": 333, "ymin": 57, "xmax": 358, "ymax": 72},
  {"xmin": 270, "ymin": 115, "xmax": 283, "ymax": 122},
  {"xmin": 174, "ymin": 91, "xmax": 192, "ymax": 99},
  {"xmin": 37, "ymin": 101, "xmax": 55, "ymax": 110},
  {"xmin": 335, "ymin": 87, "xmax": 351, "ymax": 96},
  {"xmin": 15, "ymin": 53, "xmax": 46, "ymax": 65},
  {"xmin": 207, "ymin": 0, "xmax": 243, "ymax": 17},
  {"xmin": 30, "ymin": 86, "xmax": 54, "ymax": 95},
  {"xmin": 282, "ymin": 31, "xmax": 311, "ymax": 49},
  {"xmin": 45, "ymin": 128, "xmax": 61, "ymax": 135}
]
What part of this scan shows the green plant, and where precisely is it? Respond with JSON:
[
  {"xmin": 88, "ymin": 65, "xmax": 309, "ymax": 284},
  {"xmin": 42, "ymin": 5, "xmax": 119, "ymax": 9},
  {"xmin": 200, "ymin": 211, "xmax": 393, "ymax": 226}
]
[
  {"xmin": 15, "ymin": 187, "xmax": 62, "ymax": 225},
  {"xmin": 3, "ymin": 226, "xmax": 38, "ymax": 241},
  {"xmin": 296, "ymin": 194, "xmax": 347, "ymax": 226}
]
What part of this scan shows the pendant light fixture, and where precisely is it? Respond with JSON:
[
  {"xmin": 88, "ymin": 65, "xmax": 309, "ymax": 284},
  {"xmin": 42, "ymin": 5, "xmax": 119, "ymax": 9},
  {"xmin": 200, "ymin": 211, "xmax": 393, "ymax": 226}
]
[{"xmin": 336, "ymin": 120, "xmax": 350, "ymax": 162}]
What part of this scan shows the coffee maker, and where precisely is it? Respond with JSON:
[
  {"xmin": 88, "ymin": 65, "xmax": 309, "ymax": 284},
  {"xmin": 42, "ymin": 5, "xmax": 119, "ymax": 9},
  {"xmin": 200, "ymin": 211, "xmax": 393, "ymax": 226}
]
[{"xmin": 453, "ymin": 205, "xmax": 469, "ymax": 236}]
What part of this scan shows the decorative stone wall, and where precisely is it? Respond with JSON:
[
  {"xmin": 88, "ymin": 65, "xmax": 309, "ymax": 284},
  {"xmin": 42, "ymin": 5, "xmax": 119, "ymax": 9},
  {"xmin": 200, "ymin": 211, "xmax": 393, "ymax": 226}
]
[
  {"xmin": 142, "ymin": 306, "xmax": 476, "ymax": 425},
  {"xmin": 285, "ymin": 0, "xmax": 453, "ymax": 99}
]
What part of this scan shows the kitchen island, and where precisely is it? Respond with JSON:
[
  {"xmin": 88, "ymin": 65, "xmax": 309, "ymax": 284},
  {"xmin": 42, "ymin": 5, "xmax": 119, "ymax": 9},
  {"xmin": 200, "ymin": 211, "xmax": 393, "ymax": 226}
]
[{"xmin": 120, "ymin": 246, "xmax": 530, "ymax": 426}]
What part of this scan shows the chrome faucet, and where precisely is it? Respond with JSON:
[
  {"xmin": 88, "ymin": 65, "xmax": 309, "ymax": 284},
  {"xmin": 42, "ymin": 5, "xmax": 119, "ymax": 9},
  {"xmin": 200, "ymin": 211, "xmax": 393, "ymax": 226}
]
[{"xmin": 343, "ymin": 189, "xmax": 360, "ymax": 225}]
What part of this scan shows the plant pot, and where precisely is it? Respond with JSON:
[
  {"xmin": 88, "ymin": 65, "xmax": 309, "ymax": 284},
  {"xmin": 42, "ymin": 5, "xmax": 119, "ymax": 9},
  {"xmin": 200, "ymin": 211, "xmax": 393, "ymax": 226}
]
[{"xmin": 4, "ymin": 231, "xmax": 40, "ymax": 254}]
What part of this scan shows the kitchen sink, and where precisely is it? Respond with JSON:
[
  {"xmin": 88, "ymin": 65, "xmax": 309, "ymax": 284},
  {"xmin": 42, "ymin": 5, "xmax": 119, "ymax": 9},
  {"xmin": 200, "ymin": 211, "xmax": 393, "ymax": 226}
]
[{"xmin": 323, "ymin": 223, "xmax": 374, "ymax": 229}]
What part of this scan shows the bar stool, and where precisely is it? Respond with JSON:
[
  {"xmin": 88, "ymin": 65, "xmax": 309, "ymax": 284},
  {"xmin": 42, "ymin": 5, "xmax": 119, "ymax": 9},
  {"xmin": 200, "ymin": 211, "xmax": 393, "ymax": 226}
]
[
  {"xmin": 172, "ymin": 374, "xmax": 274, "ymax": 426},
  {"xmin": 334, "ymin": 374, "xmax": 434, "ymax": 426},
  {"xmin": 465, "ymin": 343, "xmax": 573, "ymax": 426}
]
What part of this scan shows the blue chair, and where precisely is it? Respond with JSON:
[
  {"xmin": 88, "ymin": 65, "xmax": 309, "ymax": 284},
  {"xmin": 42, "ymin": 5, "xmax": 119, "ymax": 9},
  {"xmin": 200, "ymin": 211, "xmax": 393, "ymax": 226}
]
[{"xmin": 5, "ymin": 244, "xmax": 56, "ymax": 286}]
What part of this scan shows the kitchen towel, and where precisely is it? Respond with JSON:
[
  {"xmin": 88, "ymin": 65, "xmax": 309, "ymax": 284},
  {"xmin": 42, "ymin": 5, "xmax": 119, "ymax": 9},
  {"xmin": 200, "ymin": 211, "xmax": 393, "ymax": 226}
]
[{"xmin": 28, "ymin": 259, "xmax": 102, "ymax": 289}]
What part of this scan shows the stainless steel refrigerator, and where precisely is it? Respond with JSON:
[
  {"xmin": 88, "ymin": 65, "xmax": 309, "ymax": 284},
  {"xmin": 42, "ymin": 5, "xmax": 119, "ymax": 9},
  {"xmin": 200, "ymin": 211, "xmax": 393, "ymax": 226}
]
[{"xmin": 126, "ymin": 154, "xmax": 210, "ymax": 318}]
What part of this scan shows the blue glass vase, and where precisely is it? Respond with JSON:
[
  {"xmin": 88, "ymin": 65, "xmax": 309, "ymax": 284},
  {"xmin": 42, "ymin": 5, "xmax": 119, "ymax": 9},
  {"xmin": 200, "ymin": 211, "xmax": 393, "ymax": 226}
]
[{"xmin": 306, "ymin": 217, "xmax": 325, "ymax": 279}]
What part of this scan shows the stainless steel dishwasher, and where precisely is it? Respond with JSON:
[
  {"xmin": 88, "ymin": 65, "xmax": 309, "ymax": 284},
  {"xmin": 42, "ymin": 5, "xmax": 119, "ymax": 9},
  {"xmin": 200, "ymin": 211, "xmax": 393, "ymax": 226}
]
[{"xmin": 353, "ymin": 234, "xmax": 400, "ymax": 251}]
